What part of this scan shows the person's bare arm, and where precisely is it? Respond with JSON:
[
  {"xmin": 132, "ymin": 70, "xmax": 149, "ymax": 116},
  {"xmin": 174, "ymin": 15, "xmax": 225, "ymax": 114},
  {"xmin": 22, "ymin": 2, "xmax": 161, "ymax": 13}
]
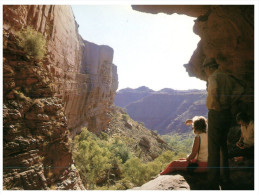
[{"xmin": 186, "ymin": 136, "xmax": 200, "ymax": 161}]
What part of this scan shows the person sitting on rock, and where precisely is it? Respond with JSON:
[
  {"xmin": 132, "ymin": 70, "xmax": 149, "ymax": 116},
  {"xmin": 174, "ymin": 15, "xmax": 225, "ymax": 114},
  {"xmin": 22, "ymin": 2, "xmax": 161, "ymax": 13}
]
[
  {"xmin": 160, "ymin": 116, "xmax": 208, "ymax": 175},
  {"xmin": 229, "ymin": 112, "xmax": 254, "ymax": 161}
]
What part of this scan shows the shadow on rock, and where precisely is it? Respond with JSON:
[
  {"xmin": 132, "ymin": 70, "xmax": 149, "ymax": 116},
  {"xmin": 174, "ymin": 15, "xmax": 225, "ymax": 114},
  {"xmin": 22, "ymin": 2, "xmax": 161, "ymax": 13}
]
[
  {"xmin": 171, "ymin": 163, "xmax": 254, "ymax": 191},
  {"xmin": 171, "ymin": 171, "xmax": 210, "ymax": 190}
]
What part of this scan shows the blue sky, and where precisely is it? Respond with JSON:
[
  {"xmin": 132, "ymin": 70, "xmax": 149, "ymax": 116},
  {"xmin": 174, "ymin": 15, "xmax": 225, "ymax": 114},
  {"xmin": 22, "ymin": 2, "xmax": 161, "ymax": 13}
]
[{"xmin": 72, "ymin": 5, "xmax": 206, "ymax": 91}]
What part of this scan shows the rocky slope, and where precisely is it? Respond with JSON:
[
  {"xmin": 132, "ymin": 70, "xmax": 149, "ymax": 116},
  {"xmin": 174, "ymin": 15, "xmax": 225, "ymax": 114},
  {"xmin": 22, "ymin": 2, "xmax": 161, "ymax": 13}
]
[
  {"xmin": 132, "ymin": 5, "xmax": 254, "ymax": 118},
  {"xmin": 3, "ymin": 5, "xmax": 117, "ymax": 190},
  {"xmin": 115, "ymin": 87, "xmax": 208, "ymax": 135},
  {"xmin": 105, "ymin": 107, "xmax": 169, "ymax": 162}
]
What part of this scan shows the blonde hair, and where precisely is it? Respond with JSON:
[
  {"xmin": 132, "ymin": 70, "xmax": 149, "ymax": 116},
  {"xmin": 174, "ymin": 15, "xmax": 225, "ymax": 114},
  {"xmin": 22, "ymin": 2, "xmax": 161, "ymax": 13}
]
[{"xmin": 192, "ymin": 116, "xmax": 207, "ymax": 134}]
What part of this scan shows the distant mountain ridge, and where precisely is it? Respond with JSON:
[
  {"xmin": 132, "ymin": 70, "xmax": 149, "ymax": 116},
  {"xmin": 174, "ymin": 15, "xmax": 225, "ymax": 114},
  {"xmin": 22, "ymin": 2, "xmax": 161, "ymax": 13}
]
[
  {"xmin": 114, "ymin": 86, "xmax": 208, "ymax": 135},
  {"xmin": 114, "ymin": 86, "xmax": 155, "ymax": 108}
]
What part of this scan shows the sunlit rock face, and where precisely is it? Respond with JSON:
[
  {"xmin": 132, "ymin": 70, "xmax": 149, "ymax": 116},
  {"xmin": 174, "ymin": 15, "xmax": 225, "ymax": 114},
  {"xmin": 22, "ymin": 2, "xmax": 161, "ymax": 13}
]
[
  {"xmin": 3, "ymin": 5, "xmax": 118, "ymax": 190},
  {"xmin": 66, "ymin": 40, "xmax": 118, "ymax": 134},
  {"xmin": 132, "ymin": 5, "xmax": 254, "ymax": 117}
]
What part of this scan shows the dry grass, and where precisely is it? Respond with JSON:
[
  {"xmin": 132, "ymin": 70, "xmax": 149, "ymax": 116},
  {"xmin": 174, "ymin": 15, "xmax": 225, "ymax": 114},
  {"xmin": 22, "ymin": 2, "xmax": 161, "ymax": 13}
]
[
  {"xmin": 13, "ymin": 90, "xmax": 32, "ymax": 102},
  {"xmin": 33, "ymin": 99, "xmax": 44, "ymax": 107}
]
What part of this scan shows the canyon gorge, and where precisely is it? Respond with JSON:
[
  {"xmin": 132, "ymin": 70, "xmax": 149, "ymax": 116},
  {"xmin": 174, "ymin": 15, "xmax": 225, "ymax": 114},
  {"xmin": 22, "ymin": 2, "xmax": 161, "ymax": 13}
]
[
  {"xmin": 115, "ymin": 87, "xmax": 208, "ymax": 135},
  {"xmin": 3, "ymin": 5, "xmax": 254, "ymax": 190}
]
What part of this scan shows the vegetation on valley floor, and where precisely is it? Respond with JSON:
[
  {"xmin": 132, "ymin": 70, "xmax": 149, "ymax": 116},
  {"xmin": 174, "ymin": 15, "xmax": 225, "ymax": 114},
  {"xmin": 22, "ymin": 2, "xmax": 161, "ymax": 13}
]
[{"xmin": 72, "ymin": 127, "xmax": 194, "ymax": 190}]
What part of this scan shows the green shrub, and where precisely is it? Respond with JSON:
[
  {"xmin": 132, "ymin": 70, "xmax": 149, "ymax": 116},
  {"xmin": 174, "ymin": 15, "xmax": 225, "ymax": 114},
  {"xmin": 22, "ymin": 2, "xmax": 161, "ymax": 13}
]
[
  {"xmin": 16, "ymin": 26, "xmax": 46, "ymax": 60},
  {"xmin": 73, "ymin": 128, "xmax": 113, "ymax": 189},
  {"xmin": 72, "ymin": 128, "xmax": 190, "ymax": 189},
  {"xmin": 122, "ymin": 114, "xmax": 129, "ymax": 121},
  {"xmin": 122, "ymin": 150, "xmax": 175, "ymax": 187},
  {"xmin": 109, "ymin": 137, "xmax": 131, "ymax": 163},
  {"xmin": 162, "ymin": 133, "xmax": 193, "ymax": 156},
  {"xmin": 99, "ymin": 132, "xmax": 109, "ymax": 141},
  {"xmin": 139, "ymin": 122, "xmax": 145, "ymax": 126},
  {"xmin": 122, "ymin": 157, "xmax": 148, "ymax": 186}
]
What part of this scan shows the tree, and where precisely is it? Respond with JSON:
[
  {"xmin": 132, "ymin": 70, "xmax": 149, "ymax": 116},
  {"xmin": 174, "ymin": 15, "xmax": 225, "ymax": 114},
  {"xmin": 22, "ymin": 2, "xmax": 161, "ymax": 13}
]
[{"xmin": 73, "ymin": 128, "xmax": 112, "ymax": 189}]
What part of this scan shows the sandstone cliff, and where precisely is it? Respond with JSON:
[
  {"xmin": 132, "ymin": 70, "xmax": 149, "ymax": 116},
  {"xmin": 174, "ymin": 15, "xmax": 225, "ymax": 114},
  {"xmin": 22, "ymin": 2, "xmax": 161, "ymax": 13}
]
[
  {"xmin": 3, "ymin": 5, "xmax": 118, "ymax": 190},
  {"xmin": 132, "ymin": 5, "xmax": 254, "ymax": 117}
]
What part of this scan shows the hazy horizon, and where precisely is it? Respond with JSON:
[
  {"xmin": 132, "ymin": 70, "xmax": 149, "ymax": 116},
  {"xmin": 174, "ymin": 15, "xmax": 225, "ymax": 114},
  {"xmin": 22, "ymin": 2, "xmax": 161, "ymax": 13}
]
[{"xmin": 116, "ymin": 85, "xmax": 207, "ymax": 92}]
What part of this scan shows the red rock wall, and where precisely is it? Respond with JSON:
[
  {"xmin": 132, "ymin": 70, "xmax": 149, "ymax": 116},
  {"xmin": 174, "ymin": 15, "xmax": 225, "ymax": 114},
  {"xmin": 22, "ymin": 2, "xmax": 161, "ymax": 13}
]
[
  {"xmin": 132, "ymin": 5, "xmax": 211, "ymax": 17},
  {"xmin": 3, "ymin": 5, "xmax": 118, "ymax": 190},
  {"xmin": 133, "ymin": 5, "xmax": 254, "ymax": 116},
  {"xmin": 189, "ymin": 5, "xmax": 254, "ymax": 116},
  {"xmin": 65, "ymin": 40, "xmax": 118, "ymax": 135},
  {"xmin": 3, "ymin": 5, "xmax": 118, "ymax": 134}
]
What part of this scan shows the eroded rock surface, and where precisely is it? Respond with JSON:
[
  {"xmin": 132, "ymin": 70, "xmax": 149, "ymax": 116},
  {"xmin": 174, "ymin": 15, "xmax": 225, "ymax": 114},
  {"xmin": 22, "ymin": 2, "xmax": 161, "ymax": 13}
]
[
  {"xmin": 66, "ymin": 40, "xmax": 118, "ymax": 135},
  {"xmin": 3, "ymin": 31, "xmax": 84, "ymax": 190},
  {"xmin": 3, "ymin": 5, "xmax": 118, "ymax": 135},
  {"xmin": 133, "ymin": 175, "xmax": 190, "ymax": 190},
  {"xmin": 3, "ymin": 5, "xmax": 118, "ymax": 190},
  {"xmin": 132, "ymin": 5, "xmax": 211, "ymax": 17}
]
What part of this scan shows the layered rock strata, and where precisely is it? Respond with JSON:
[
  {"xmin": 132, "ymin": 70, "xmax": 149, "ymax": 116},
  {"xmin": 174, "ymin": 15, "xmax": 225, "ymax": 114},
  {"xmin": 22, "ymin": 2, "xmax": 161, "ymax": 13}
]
[
  {"xmin": 132, "ymin": 5, "xmax": 254, "ymax": 117},
  {"xmin": 3, "ymin": 30, "xmax": 84, "ymax": 190},
  {"xmin": 66, "ymin": 40, "xmax": 118, "ymax": 135},
  {"xmin": 3, "ymin": 5, "xmax": 118, "ymax": 134},
  {"xmin": 3, "ymin": 5, "xmax": 118, "ymax": 190}
]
